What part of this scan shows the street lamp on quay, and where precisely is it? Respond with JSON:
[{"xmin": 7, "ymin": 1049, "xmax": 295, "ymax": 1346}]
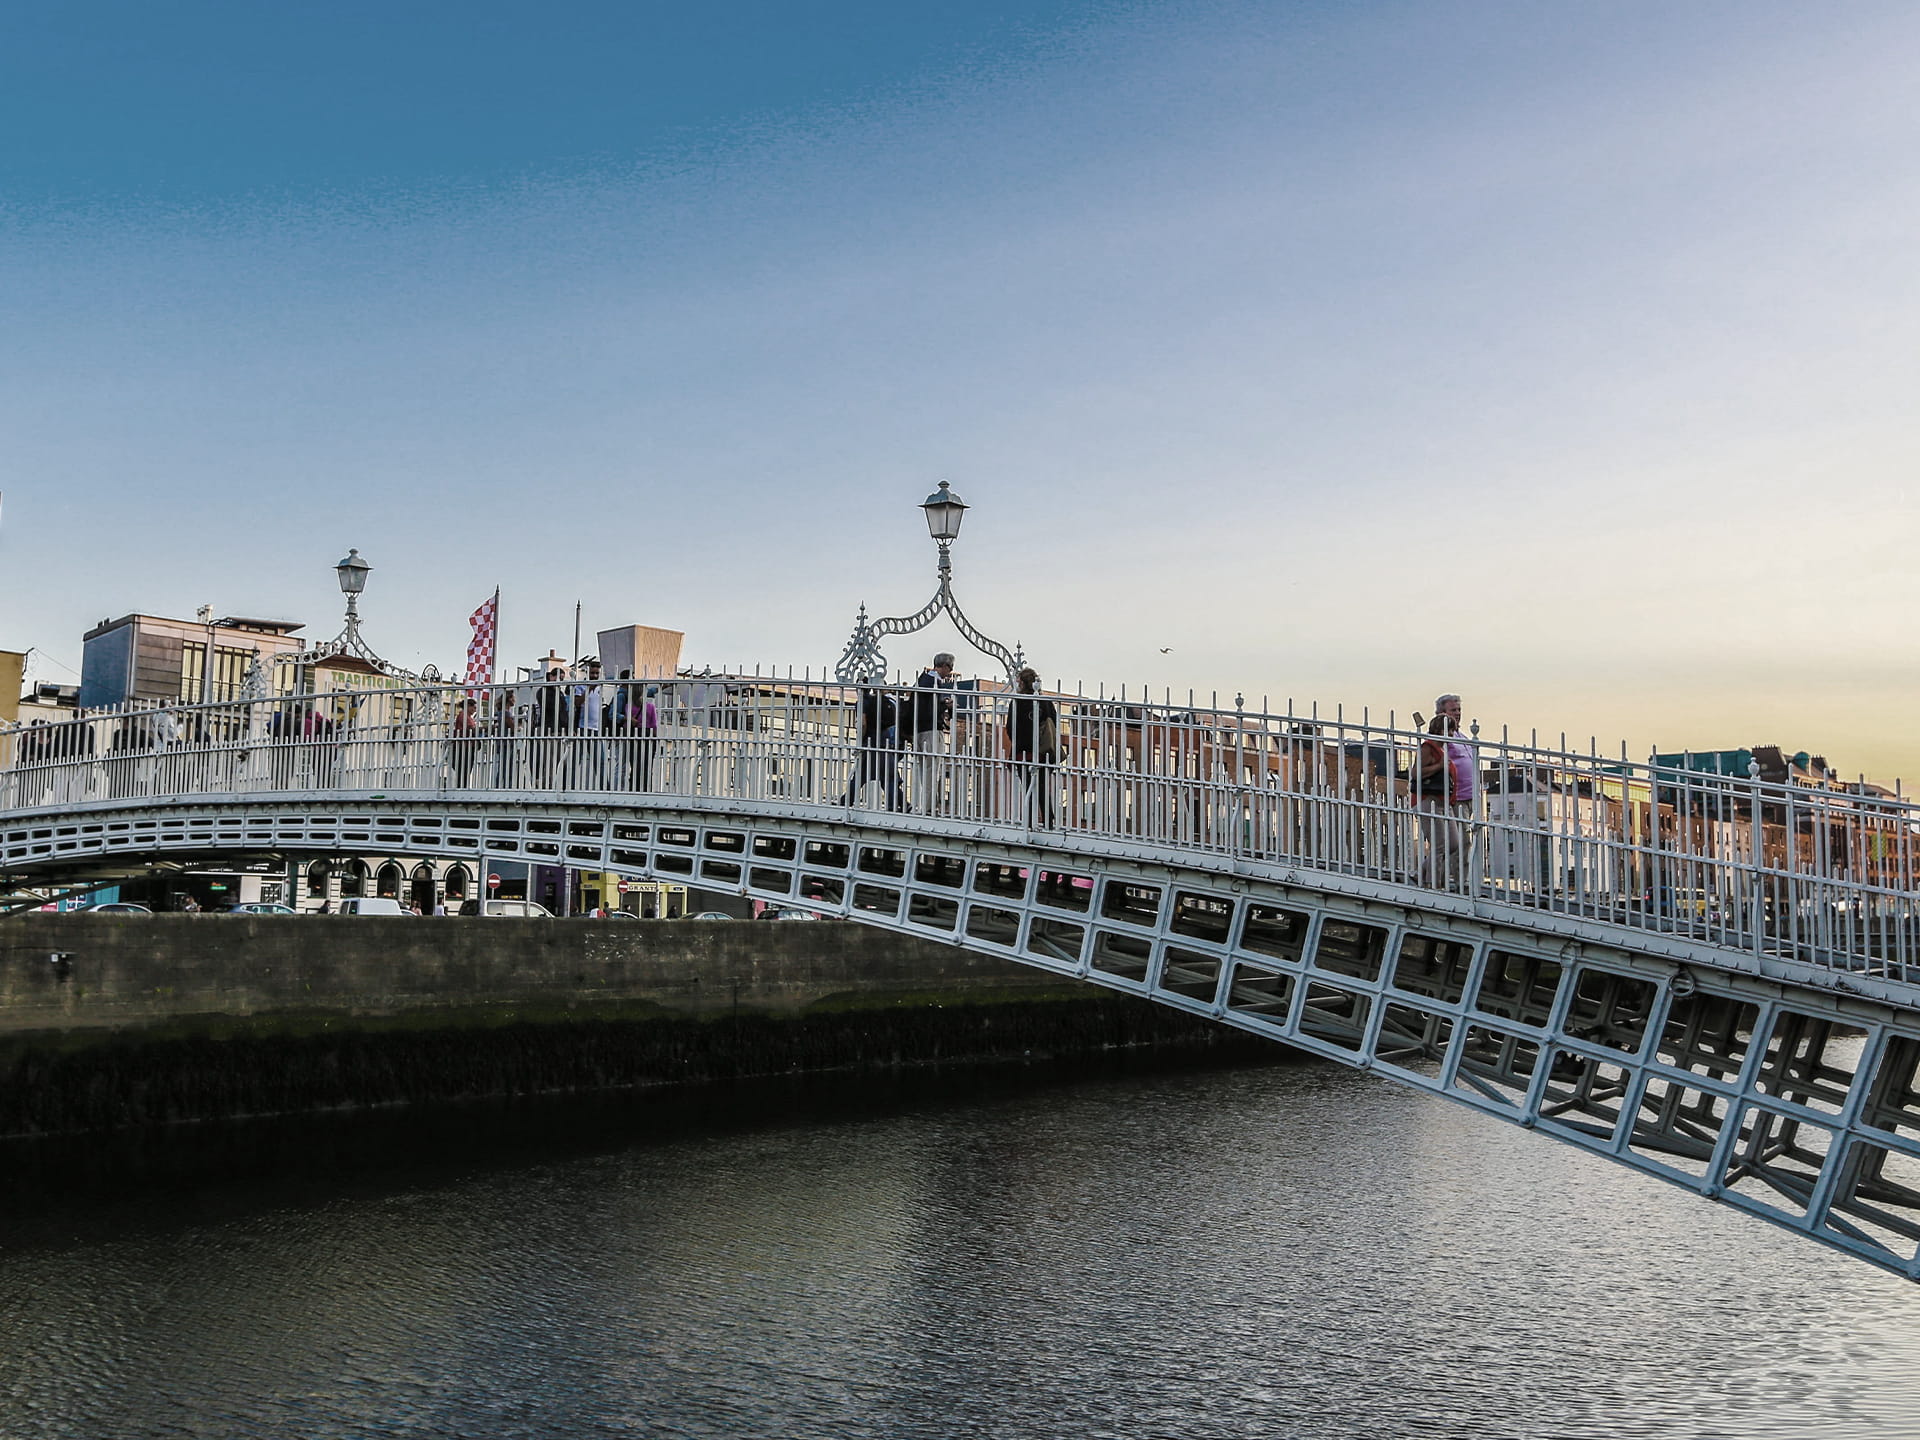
[{"xmin": 834, "ymin": 481, "xmax": 1021, "ymax": 684}]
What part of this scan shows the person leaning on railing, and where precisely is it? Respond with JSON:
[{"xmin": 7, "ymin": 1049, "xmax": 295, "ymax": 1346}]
[
  {"xmin": 449, "ymin": 696, "xmax": 481, "ymax": 788},
  {"xmin": 570, "ymin": 661, "xmax": 605, "ymax": 789},
  {"xmin": 529, "ymin": 667, "xmax": 570, "ymax": 787},
  {"xmin": 14, "ymin": 723, "xmax": 51, "ymax": 806},
  {"xmin": 606, "ymin": 670, "xmax": 653, "ymax": 791},
  {"xmin": 300, "ymin": 701, "xmax": 337, "ymax": 788},
  {"xmin": 264, "ymin": 701, "xmax": 297, "ymax": 790},
  {"xmin": 1417, "ymin": 693, "xmax": 1476, "ymax": 888}
]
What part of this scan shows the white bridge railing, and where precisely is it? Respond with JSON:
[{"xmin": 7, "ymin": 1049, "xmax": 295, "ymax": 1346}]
[{"xmin": 3, "ymin": 677, "xmax": 1916, "ymax": 981}]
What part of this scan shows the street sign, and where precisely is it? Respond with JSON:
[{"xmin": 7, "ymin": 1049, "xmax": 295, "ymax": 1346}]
[
  {"xmin": 617, "ymin": 880, "xmax": 630, "ymax": 893},
  {"xmin": 487, "ymin": 873, "xmax": 502, "ymax": 891}
]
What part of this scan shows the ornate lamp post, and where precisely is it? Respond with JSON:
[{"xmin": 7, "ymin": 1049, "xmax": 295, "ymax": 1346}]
[
  {"xmin": 303, "ymin": 546, "xmax": 396, "ymax": 675},
  {"xmin": 334, "ymin": 548, "xmax": 371, "ymax": 653},
  {"xmin": 835, "ymin": 482, "xmax": 1022, "ymax": 683},
  {"xmin": 247, "ymin": 548, "xmax": 434, "ymax": 697}
]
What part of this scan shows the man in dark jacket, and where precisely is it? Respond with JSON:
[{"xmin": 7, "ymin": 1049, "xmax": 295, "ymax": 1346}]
[
  {"xmin": 842, "ymin": 682, "xmax": 903, "ymax": 811},
  {"xmin": 1006, "ymin": 667, "xmax": 1059, "ymax": 826},
  {"xmin": 530, "ymin": 666, "xmax": 570, "ymax": 787},
  {"xmin": 908, "ymin": 653, "xmax": 955, "ymax": 813}
]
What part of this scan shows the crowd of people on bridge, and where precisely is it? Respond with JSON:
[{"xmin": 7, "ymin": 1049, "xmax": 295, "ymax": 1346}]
[
  {"xmin": 5, "ymin": 661, "xmax": 1480, "ymax": 886},
  {"xmin": 445, "ymin": 663, "xmax": 664, "ymax": 791},
  {"xmin": 12, "ymin": 668, "xmax": 1916, "ymax": 979},
  {"xmin": 842, "ymin": 653, "xmax": 1059, "ymax": 825}
]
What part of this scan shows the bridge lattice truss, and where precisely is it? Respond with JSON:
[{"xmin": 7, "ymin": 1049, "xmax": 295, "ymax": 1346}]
[{"xmin": 5, "ymin": 677, "xmax": 1920, "ymax": 1279}]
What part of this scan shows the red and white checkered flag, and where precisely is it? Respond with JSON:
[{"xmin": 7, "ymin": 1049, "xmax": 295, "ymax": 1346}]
[{"xmin": 465, "ymin": 590, "xmax": 498, "ymax": 687}]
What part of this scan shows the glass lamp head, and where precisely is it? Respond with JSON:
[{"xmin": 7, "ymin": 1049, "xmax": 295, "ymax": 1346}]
[
  {"xmin": 920, "ymin": 481, "xmax": 968, "ymax": 543},
  {"xmin": 335, "ymin": 548, "xmax": 371, "ymax": 596}
]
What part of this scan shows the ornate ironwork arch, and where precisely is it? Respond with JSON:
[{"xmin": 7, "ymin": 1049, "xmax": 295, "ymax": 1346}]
[{"xmin": 834, "ymin": 523, "xmax": 1023, "ymax": 684}]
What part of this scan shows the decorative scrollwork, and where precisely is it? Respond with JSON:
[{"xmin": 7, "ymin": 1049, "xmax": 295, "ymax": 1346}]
[
  {"xmin": 270, "ymin": 621, "xmax": 428, "ymax": 687},
  {"xmin": 239, "ymin": 652, "xmax": 274, "ymax": 702},
  {"xmin": 834, "ymin": 573, "xmax": 1022, "ymax": 684}
]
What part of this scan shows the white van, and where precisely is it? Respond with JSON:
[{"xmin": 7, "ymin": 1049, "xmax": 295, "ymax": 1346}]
[
  {"xmin": 336, "ymin": 897, "xmax": 409, "ymax": 916},
  {"xmin": 458, "ymin": 899, "xmax": 553, "ymax": 918}
]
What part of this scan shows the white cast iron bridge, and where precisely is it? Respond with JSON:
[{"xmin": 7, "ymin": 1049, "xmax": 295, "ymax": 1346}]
[{"xmin": 5, "ymin": 676, "xmax": 1920, "ymax": 1280}]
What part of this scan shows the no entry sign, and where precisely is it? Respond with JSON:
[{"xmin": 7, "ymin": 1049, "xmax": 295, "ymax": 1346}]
[{"xmin": 487, "ymin": 873, "xmax": 502, "ymax": 891}]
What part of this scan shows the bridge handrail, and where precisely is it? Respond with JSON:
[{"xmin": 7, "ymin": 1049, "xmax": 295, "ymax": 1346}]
[{"xmin": 3, "ymin": 676, "xmax": 1915, "ymax": 977}]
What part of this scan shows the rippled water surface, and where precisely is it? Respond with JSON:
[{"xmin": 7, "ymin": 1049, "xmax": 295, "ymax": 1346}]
[{"xmin": 4, "ymin": 1055, "xmax": 1919, "ymax": 1439}]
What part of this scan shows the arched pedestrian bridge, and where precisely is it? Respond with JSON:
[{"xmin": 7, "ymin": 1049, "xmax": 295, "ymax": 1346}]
[{"xmin": 5, "ymin": 676, "xmax": 1920, "ymax": 1280}]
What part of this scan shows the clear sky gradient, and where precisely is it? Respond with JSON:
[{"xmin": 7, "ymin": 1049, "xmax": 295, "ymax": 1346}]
[{"xmin": 3, "ymin": 2, "xmax": 1915, "ymax": 778}]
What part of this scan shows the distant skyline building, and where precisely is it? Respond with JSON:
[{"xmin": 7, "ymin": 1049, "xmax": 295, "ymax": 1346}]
[
  {"xmin": 0, "ymin": 650, "xmax": 23, "ymax": 725},
  {"xmin": 597, "ymin": 625, "xmax": 685, "ymax": 679},
  {"xmin": 78, "ymin": 613, "xmax": 306, "ymax": 710},
  {"xmin": 1651, "ymin": 745, "xmax": 1890, "ymax": 794}
]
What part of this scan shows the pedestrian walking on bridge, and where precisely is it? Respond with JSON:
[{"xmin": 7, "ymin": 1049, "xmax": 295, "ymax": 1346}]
[
  {"xmin": 844, "ymin": 680, "xmax": 904, "ymax": 812},
  {"xmin": 909, "ymin": 653, "xmax": 955, "ymax": 814},
  {"xmin": 1007, "ymin": 668, "xmax": 1058, "ymax": 827}
]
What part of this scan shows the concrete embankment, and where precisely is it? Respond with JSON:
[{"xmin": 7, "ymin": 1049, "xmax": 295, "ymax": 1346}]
[{"xmin": 0, "ymin": 916, "xmax": 1280, "ymax": 1135}]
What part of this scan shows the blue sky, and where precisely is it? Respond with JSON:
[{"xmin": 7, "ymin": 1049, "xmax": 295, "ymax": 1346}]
[{"xmin": 4, "ymin": 2, "xmax": 1916, "ymax": 777}]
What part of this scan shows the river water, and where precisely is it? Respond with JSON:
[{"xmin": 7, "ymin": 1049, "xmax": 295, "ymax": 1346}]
[{"xmin": 3, "ymin": 1052, "xmax": 1918, "ymax": 1440}]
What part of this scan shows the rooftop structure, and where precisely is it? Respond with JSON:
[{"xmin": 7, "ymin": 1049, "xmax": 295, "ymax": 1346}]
[{"xmin": 78, "ymin": 613, "xmax": 307, "ymax": 710}]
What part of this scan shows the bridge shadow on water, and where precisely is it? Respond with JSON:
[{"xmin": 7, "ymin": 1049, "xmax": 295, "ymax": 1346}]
[{"xmin": 0, "ymin": 1044, "xmax": 1298, "ymax": 1250}]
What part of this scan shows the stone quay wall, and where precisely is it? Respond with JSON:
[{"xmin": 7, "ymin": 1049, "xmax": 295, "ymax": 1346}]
[
  {"xmin": 0, "ymin": 917, "xmax": 1281, "ymax": 1135},
  {"xmin": 0, "ymin": 915, "xmax": 1065, "ymax": 1036}
]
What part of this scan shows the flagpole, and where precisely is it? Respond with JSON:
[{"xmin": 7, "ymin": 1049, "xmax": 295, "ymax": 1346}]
[{"xmin": 491, "ymin": 587, "xmax": 501, "ymax": 685}]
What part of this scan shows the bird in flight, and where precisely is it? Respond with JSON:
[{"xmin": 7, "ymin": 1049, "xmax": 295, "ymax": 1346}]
[{"xmin": 1159, "ymin": 647, "xmax": 1172, "ymax": 654}]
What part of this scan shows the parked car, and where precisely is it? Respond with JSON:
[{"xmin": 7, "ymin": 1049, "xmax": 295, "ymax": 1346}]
[
  {"xmin": 457, "ymin": 899, "xmax": 553, "ymax": 918},
  {"xmin": 335, "ymin": 897, "xmax": 409, "ymax": 916},
  {"xmin": 230, "ymin": 902, "xmax": 297, "ymax": 915},
  {"xmin": 88, "ymin": 902, "xmax": 152, "ymax": 914},
  {"xmin": 688, "ymin": 911, "xmax": 736, "ymax": 921},
  {"xmin": 760, "ymin": 908, "xmax": 822, "ymax": 922}
]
